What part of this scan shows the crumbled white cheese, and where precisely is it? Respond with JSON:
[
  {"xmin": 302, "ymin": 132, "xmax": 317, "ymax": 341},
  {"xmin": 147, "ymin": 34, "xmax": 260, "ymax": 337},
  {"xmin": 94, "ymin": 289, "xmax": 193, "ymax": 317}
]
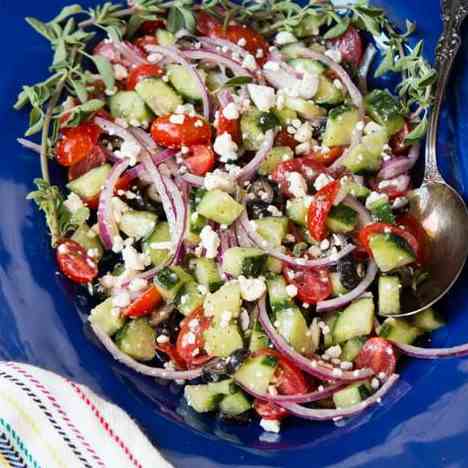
[
  {"xmin": 63, "ymin": 193, "xmax": 84, "ymax": 214},
  {"xmin": 295, "ymin": 141, "xmax": 312, "ymax": 155},
  {"xmin": 237, "ymin": 37, "xmax": 247, "ymax": 47},
  {"xmin": 112, "ymin": 290, "xmax": 130, "ymax": 308},
  {"xmin": 241, "ymin": 53, "xmax": 257, "ymax": 71},
  {"xmin": 256, "ymin": 48, "xmax": 264, "ymax": 59},
  {"xmin": 275, "ymin": 31, "xmax": 297, "ymax": 45},
  {"xmin": 260, "ymin": 418, "xmax": 281, "ymax": 433},
  {"xmin": 286, "ymin": 171, "xmax": 308, "ymax": 198},
  {"xmin": 266, "ymin": 205, "xmax": 283, "ymax": 217},
  {"xmin": 365, "ymin": 191, "xmax": 389, "ymax": 209},
  {"xmin": 114, "ymin": 139, "xmax": 141, "ymax": 166},
  {"xmin": 355, "ymin": 121, "xmax": 365, "ymax": 132},
  {"xmin": 325, "ymin": 345, "xmax": 342, "ymax": 359},
  {"xmin": 204, "ymin": 170, "xmax": 236, "ymax": 193},
  {"xmin": 314, "ymin": 173, "xmax": 334, "ymax": 191},
  {"xmin": 325, "ymin": 48, "xmax": 342, "ymax": 63},
  {"xmin": 122, "ymin": 244, "xmax": 148, "ymax": 271},
  {"xmin": 156, "ymin": 335, "xmax": 170, "ymax": 344},
  {"xmin": 175, "ymin": 103, "xmax": 196, "ymax": 115},
  {"xmin": 222, "ymin": 102, "xmax": 240, "ymax": 120},
  {"xmin": 298, "ymin": 72, "xmax": 319, "ymax": 100},
  {"xmin": 247, "ymin": 84, "xmax": 276, "ymax": 112},
  {"xmin": 169, "ymin": 114, "xmax": 185, "ymax": 125},
  {"xmin": 240, "ymin": 308, "xmax": 250, "ymax": 331},
  {"xmin": 219, "ymin": 310, "xmax": 232, "ymax": 328},
  {"xmin": 294, "ymin": 122, "xmax": 313, "ymax": 143},
  {"xmin": 111, "ymin": 197, "xmax": 129, "ymax": 223},
  {"xmin": 128, "ymin": 278, "xmax": 148, "ymax": 292},
  {"xmin": 199, "ymin": 225, "xmax": 220, "ymax": 259},
  {"xmin": 239, "ymin": 276, "xmax": 266, "ymax": 301},
  {"xmin": 112, "ymin": 235, "xmax": 124, "ymax": 254},
  {"xmin": 263, "ymin": 61, "xmax": 281, "ymax": 72},
  {"xmin": 213, "ymin": 132, "xmax": 239, "ymax": 162},
  {"xmin": 286, "ymin": 284, "xmax": 298, "ymax": 298},
  {"xmin": 392, "ymin": 196, "xmax": 408, "ymax": 209},
  {"xmin": 113, "ymin": 64, "xmax": 128, "ymax": 80},
  {"xmin": 320, "ymin": 239, "xmax": 330, "ymax": 251}
]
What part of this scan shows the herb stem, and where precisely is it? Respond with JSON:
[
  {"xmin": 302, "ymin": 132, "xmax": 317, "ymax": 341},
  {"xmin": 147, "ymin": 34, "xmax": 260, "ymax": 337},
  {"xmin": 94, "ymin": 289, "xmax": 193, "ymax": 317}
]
[{"xmin": 78, "ymin": 7, "xmax": 137, "ymax": 29}]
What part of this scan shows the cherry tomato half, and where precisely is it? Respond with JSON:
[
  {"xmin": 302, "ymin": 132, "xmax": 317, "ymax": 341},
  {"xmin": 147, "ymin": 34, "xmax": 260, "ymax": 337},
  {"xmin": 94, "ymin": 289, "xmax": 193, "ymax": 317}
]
[
  {"xmin": 139, "ymin": 19, "xmax": 165, "ymax": 35},
  {"xmin": 307, "ymin": 179, "xmax": 340, "ymax": 241},
  {"xmin": 68, "ymin": 144, "xmax": 107, "ymax": 181},
  {"xmin": 305, "ymin": 146, "xmax": 345, "ymax": 166},
  {"xmin": 56, "ymin": 122, "xmax": 102, "ymax": 167},
  {"xmin": 155, "ymin": 342, "xmax": 187, "ymax": 370},
  {"xmin": 56, "ymin": 240, "xmax": 98, "ymax": 284},
  {"xmin": 217, "ymin": 108, "xmax": 241, "ymax": 144},
  {"xmin": 185, "ymin": 145, "xmax": 216, "ymax": 176},
  {"xmin": 355, "ymin": 337, "xmax": 397, "ymax": 377},
  {"xmin": 329, "ymin": 26, "xmax": 364, "ymax": 68},
  {"xmin": 274, "ymin": 128, "xmax": 298, "ymax": 150},
  {"xmin": 151, "ymin": 114, "xmax": 212, "ymax": 149},
  {"xmin": 127, "ymin": 63, "xmax": 164, "ymax": 90},
  {"xmin": 134, "ymin": 35, "xmax": 158, "ymax": 53},
  {"xmin": 123, "ymin": 285, "xmax": 162, "ymax": 318},
  {"xmin": 283, "ymin": 266, "xmax": 332, "ymax": 304}
]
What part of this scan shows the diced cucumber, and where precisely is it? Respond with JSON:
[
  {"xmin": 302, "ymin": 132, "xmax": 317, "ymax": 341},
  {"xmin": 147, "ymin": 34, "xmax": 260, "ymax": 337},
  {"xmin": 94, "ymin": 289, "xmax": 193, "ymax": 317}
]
[
  {"xmin": 274, "ymin": 107, "xmax": 298, "ymax": 126},
  {"xmin": 285, "ymin": 97, "xmax": 326, "ymax": 120},
  {"xmin": 208, "ymin": 378, "xmax": 236, "ymax": 396},
  {"xmin": 184, "ymin": 384, "xmax": 224, "ymax": 413},
  {"xmin": 205, "ymin": 70, "xmax": 227, "ymax": 91},
  {"xmin": 343, "ymin": 179, "xmax": 371, "ymax": 199},
  {"xmin": 293, "ymin": 14, "xmax": 326, "ymax": 37},
  {"xmin": 323, "ymin": 313, "xmax": 338, "ymax": 348},
  {"xmin": 235, "ymin": 354, "xmax": 278, "ymax": 394},
  {"xmin": 249, "ymin": 320, "xmax": 269, "ymax": 352},
  {"xmin": 203, "ymin": 323, "xmax": 244, "ymax": 357},
  {"xmin": 240, "ymin": 110, "xmax": 265, "ymax": 151},
  {"xmin": 222, "ymin": 247, "xmax": 267, "ymax": 278},
  {"xmin": 276, "ymin": 306, "xmax": 313, "ymax": 354},
  {"xmin": 314, "ymin": 76, "xmax": 344, "ymax": 105},
  {"xmin": 135, "ymin": 78, "xmax": 182, "ymax": 116},
  {"xmin": 265, "ymin": 256, "xmax": 283, "ymax": 273},
  {"xmin": 154, "ymin": 266, "xmax": 189, "ymax": 301},
  {"xmin": 411, "ymin": 307, "xmax": 445, "ymax": 332},
  {"xmin": 167, "ymin": 64, "xmax": 206, "ymax": 101},
  {"xmin": 197, "ymin": 190, "xmax": 244, "ymax": 226},
  {"xmin": 371, "ymin": 201, "xmax": 395, "ymax": 224},
  {"xmin": 280, "ymin": 42, "xmax": 307, "ymax": 59},
  {"xmin": 379, "ymin": 317, "xmax": 423, "ymax": 344},
  {"xmin": 143, "ymin": 222, "xmax": 172, "ymax": 267},
  {"xmin": 219, "ymin": 391, "xmax": 251, "ymax": 416},
  {"xmin": 255, "ymin": 217, "xmax": 288, "ymax": 247},
  {"xmin": 288, "ymin": 58, "xmax": 326, "ymax": 75},
  {"xmin": 333, "ymin": 298, "xmax": 375, "ymax": 343},
  {"xmin": 368, "ymin": 233, "xmax": 416, "ymax": 272},
  {"xmin": 67, "ymin": 164, "xmax": 111, "ymax": 200},
  {"xmin": 322, "ymin": 105, "xmax": 360, "ymax": 147},
  {"xmin": 192, "ymin": 257, "xmax": 222, "ymax": 292},
  {"xmin": 119, "ymin": 210, "xmax": 158, "ymax": 240},
  {"xmin": 115, "ymin": 318, "xmax": 156, "ymax": 361},
  {"xmin": 89, "ymin": 297, "xmax": 125, "ymax": 336},
  {"xmin": 259, "ymin": 146, "xmax": 293, "ymax": 175},
  {"xmin": 267, "ymin": 275, "xmax": 290, "ymax": 311},
  {"xmin": 176, "ymin": 281, "xmax": 205, "ymax": 316},
  {"xmin": 204, "ymin": 281, "xmax": 242, "ymax": 321},
  {"xmin": 72, "ymin": 224, "xmax": 103, "ymax": 261},
  {"xmin": 326, "ymin": 204, "xmax": 358, "ymax": 233},
  {"xmin": 156, "ymin": 29, "xmax": 176, "ymax": 46},
  {"xmin": 188, "ymin": 207, "xmax": 207, "ymax": 235},
  {"xmin": 364, "ymin": 89, "xmax": 404, "ymax": 136},
  {"xmin": 378, "ymin": 275, "xmax": 401, "ymax": 316},
  {"xmin": 330, "ymin": 272, "xmax": 349, "ymax": 297},
  {"xmin": 333, "ymin": 383, "xmax": 371, "ymax": 409},
  {"xmin": 286, "ymin": 197, "xmax": 307, "ymax": 226},
  {"xmin": 109, "ymin": 91, "xmax": 153, "ymax": 125},
  {"xmin": 341, "ymin": 337, "xmax": 365, "ymax": 362}
]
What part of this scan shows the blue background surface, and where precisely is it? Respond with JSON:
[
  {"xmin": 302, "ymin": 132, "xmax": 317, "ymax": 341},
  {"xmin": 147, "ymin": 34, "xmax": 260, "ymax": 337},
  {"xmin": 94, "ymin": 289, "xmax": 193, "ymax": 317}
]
[{"xmin": 1, "ymin": 0, "xmax": 468, "ymax": 466}]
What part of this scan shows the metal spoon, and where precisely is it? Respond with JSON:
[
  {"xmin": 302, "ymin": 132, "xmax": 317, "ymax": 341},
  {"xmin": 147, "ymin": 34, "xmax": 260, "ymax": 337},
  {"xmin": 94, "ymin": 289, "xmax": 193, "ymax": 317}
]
[{"xmin": 398, "ymin": 0, "xmax": 468, "ymax": 316}]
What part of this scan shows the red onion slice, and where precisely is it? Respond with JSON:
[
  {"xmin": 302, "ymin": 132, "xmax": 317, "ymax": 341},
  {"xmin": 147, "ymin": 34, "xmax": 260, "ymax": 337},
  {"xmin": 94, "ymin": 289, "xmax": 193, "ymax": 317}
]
[
  {"xmin": 376, "ymin": 173, "xmax": 411, "ymax": 193},
  {"xmin": 391, "ymin": 341, "xmax": 468, "ymax": 359},
  {"xmin": 146, "ymin": 45, "xmax": 210, "ymax": 119},
  {"xmin": 342, "ymin": 195, "xmax": 372, "ymax": 227},
  {"xmin": 113, "ymin": 41, "xmax": 147, "ymax": 67},
  {"xmin": 198, "ymin": 37, "xmax": 255, "ymax": 66},
  {"xmin": 378, "ymin": 144, "xmax": 420, "ymax": 180},
  {"xmin": 278, "ymin": 374, "xmax": 399, "ymax": 421},
  {"xmin": 97, "ymin": 158, "xmax": 130, "ymax": 250},
  {"xmin": 183, "ymin": 49, "xmax": 253, "ymax": 77},
  {"xmin": 90, "ymin": 322, "xmax": 203, "ymax": 380},
  {"xmin": 217, "ymin": 88, "xmax": 234, "ymax": 108},
  {"xmin": 237, "ymin": 130, "xmax": 274, "ymax": 182},
  {"xmin": 257, "ymin": 297, "xmax": 373, "ymax": 382},
  {"xmin": 316, "ymin": 260, "xmax": 378, "ymax": 313}
]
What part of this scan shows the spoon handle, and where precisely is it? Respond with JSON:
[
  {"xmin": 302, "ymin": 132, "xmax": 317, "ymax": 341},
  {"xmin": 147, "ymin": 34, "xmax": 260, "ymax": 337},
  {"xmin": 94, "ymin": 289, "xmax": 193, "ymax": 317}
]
[{"xmin": 424, "ymin": 0, "xmax": 468, "ymax": 182}]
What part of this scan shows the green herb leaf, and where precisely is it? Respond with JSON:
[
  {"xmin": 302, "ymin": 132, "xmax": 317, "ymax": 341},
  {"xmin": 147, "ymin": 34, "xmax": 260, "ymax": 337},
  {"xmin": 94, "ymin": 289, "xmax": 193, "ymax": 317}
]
[
  {"xmin": 404, "ymin": 118, "xmax": 427, "ymax": 144},
  {"xmin": 374, "ymin": 47, "xmax": 394, "ymax": 77},
  {"xmin": 168, "ymin": 4, "xmax": 195, "ymax": 33},
  {"xmin": 50, "ymin": 5, "xmax": 83, "ymax": 25},
  {"xmin": 92, "ymin": 55, "xmax": 115, "ymax": 91},
  {"xmin": 324, "ymin": 16, "xmax": 350, "ymax": 39},
  {"xmin": 222, "ymin": 76, "xmax": 253, "ymax": 89}
]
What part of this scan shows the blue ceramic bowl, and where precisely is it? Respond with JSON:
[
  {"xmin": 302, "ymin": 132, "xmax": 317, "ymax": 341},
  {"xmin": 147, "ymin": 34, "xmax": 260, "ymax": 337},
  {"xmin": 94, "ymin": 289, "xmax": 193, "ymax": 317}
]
[{"xmin": 1, "ymin": 1, "xmax": 468, "ymax": 466}]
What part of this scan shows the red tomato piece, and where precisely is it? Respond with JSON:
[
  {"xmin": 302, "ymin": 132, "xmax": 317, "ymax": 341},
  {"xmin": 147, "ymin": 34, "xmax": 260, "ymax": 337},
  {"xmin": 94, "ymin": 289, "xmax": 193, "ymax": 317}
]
[
  {"xmin": 329, "ymin": 26, "xmax": 364, "ymax": 68},
  {"xmin": 155, "ymin": 342, "xmax": 187, "ymax": 370},
  {"xmin": 185, "ymin": 145, "xmax": 216, "ymax": 176},
  {"xmin": 274, "ymin": 128, "xmax": 298, "ymax": 150},
  {"xmin": 389, "ymin": 121, "xmax": 412, "ymax": 155},
  {"xmin": 151, "ymin": 114, "xmax": 212, "ymax": 149},
  {"xmin": 196, "ymin": 11, "xmax": 224, "ymax": 37},
  {"xmin": 134, "ymin": 35, "xmax": 158, "ymax": 53},
  {"xmin": 355, "ymin": 337, "xmax": 397, "ymax": 377},
  {"xmin": 68, "ymin": 144, "xmax": 107, "ymax": 181},
  {"xmin": 368, "ymin": 176, "xmax": 410, "ymax": 199},
  {"xmin": 305, "ymin": 146, "xmax": 345, "ymax": 166},
  {"xmin": 283, "ymin": 266, "xmax": 332, "ymax": 304},
  {"xmin": 140, "ymin": 19, "xmax": 165, "ymax": 35},
  {"xmin": 56, "ymin": 240, "xmax": 98, "ymax": 284},
  {"xmin": 307, "ymin": 180, "xmax": 340, "ymax": 241},
  {"xmin": 127, "ymin": 63, "xmax": 164, "ymax": 90},
  {"xmin": 396, "ymin": 214, "xmax": 428, "ymax": 264},
  {"xmin": 254, "ymin": 399, "xmax": 289, "ymax": 420},
  {"xmin": 176, "ymin": 308, "xmax": 212, "ymax": 367},
  {"xmin": 56, "ymin": 122, "xmax": 102, "ymax": 167},
  {"xmin": 217, "ymin": 110, "xmax": 241, "ymax": 144},
  {"xmin": 123, "ymin": 285, "xmax": 162, "ymax": 318}
]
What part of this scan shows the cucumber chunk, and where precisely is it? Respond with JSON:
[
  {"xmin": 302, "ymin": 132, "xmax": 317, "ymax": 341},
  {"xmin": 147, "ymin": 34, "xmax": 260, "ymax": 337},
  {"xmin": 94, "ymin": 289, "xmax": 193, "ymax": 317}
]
[
  {"xmin": 249, "ymin": 320, "xmax": 269, "ymax": 352},
  {"xmin": 323, "ymin": 313, "xmax": 338, "ymax": 348},
  {"xmin": 156, "ymin": 29, "xmax": 176, "ymax": 46},
  {"xmin": 208, "ymin": 378, "xmax": 237, "ymax": 396},
  {"xmin": 379, "ymin": 317, "xmax": 423, "ymax": 344},
  {"xmin": 333, "ymin": 383, "xmax": 371, "ymax": 409},
  {"xmin": 119, "ymin": 210, "xmax": 158, "ymax": 240},
  {"xmin": 280, "ymin": 42, "xmax": 307, "ymax": 59},
  {"xmin": 265, "ymin": 256, "xmax": 283, "ymax": 274},
  {"xmin": 259, "ymin": 146, "xmax": 293, "ymax": 175},
  {"xmin": 176, "ymin": 281, "xmax": 205, "ymax": 316},
  {"xmin": 364, "ymin": 89, "xmax": 404, "ymax": 136},
  {"xmin": 411, "ymin": 307, "xmax": 445, "ymax": 332},
  {"xmin": 222, "ymin": 247, "xmax": 267, "ymax": 278},
  {"xmin": 276, "ymin": 306, "xmax": 313, "ymax": 354},
  {"xmin": 326, "ymin": 204, "xmax": 358, "ymax": 233},
  {"xmin": 368, "ymin": 233, "xmax": 416, "ymax": 272},
  {"xmin": 343, "ymin": 179, "xmax": 371, "ymax": 199},
  {"xmin": 184, "ymin": 384, "xmax": 224, "ymax": 413},
  {"xmin": 341, "ymin": 337, "xmax": 365, "ymax": 362},
  {"xmin": 72, "ymin": 224, "xmax": 104, "ymax": 261},
  {"xmin": 167, "ymin": 64, "xmax": 206, "ymax": 101},
  {"xmin": 285, "ymin": 97, "xmax": 326, "ymax": 120},
  {"xmin": 143, "ymin": 222, "xmax": 172, "ymax": 267},
  {"xmin": 330, "ymin": 272, "xmax": 349, "ymax": 297},
  {"xmin": 67, "ymin": 164, "xmax": 111, "ymax": 200},
  {"xmin": 286, "ymin": 197, "xmax": 307, "ymax": 226},
  {"xmin": 333, "ymin": 298, "xmax": 375, "ymax": 343},
  {"xmin": 109, "ymin": 90, "xmax": 153, "ymax": 125},
  {"xmin": 293, "ymin": 14, "xmax": 326, "ymax": 37},
  {"xmin": 322, "ymin": 105, "xmax": 360, "ymax": 147},
  {"xmin": 204, "ymin": 281, "xmax": 242, "ymax": 321},
  {"xmin": 240, "ymin": 110, "xmax": 265, "ymax": 151},
  {"xmin": 219, "ymin": 391, "xmax": 252, "ymax": 416},
  {"xmin": 254, "ymin": 217, "xmax": 289, "ymax": 247},
  {"xmin": 267, "ymin": 275, "xmax": 290, "ymax": 311},
  {"xmin": 135, "ymin": 78, "xmax": 182, "ymax": 116},
  {"xmin": 154, "ymin": 266, "xmax": 189, "ymax": 301},
  {"xmin": 235, "ymin": 355, "xmax": 278, "ymax": 394},
  {"xmin": 371, "ymin": 201, "xmax": 395, "ymax": 224},
  {"xmin": 378, "ymin": 275, "xmax": 401, "ymax": 316},
  {"xmin": 89, "ymin": 297, "xmax": 125, "ymax": 336},
  {"xmin": 197, "ymin": 190, "xmax": 244, "ymax": 226},
  {"xmin": 274, "ymin": 107, "xmax": 298, "ymax": 126},
  {"xmin": 315, "ymin": 76, "xmax": 344, "ymax": 105},
  {"xmin": 115, "ymin": 318, "xmax": 156, "ymax": 361},
  {"xmin": 192, "ymin": 257, "xmax": 222, "ymax": 292},
  {"xmin": 288, "ymin": 58, "xmax": 326, "ymax": 75},
  {"xmin": 204, "ymin": 323, "xmax": 244, "ymax": 357}
]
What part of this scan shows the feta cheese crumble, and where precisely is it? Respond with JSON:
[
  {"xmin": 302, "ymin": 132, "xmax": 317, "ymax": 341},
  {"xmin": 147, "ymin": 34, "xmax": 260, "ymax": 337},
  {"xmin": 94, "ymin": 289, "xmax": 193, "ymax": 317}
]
[
  {"xmin": 199, "ymin": 225, "xmax": 220, "ymax": 259},
  {"xmin": 247, "ymin": 84, "xmax": 276, "ymax": 112},
  {"xmin": 286, "ymin": 171, "xmax": 308, "ymax": 198},
  {"xmin": 213, "ymin": 132, "xmax": 239, "ymax": 162},
  {"xmin": 204, "ymin": 170, "xmax": 236, "ymax": 193},
  {"xmin": 238, "ymin": 276, "xmax": 266, "ymax": 301}
]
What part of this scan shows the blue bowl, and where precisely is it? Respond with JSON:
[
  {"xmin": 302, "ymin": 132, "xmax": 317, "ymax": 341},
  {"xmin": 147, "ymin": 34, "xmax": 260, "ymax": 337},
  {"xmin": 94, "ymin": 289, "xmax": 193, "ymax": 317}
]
[{"xmin": 1, "ymin": 1, "xmax": 468, "ymax": 466}]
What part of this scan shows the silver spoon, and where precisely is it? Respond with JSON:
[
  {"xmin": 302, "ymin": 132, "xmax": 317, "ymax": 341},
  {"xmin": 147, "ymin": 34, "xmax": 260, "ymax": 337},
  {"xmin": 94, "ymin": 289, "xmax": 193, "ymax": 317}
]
[{"xmin": 398, "ymin": 0, "xmax": 468, "ymax": 316}]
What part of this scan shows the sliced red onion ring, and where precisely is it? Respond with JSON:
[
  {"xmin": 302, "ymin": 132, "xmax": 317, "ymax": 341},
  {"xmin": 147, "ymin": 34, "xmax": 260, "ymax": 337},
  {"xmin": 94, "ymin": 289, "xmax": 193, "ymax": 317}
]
[
  {"xmin": 235, "ymin": 220, "xmax": 255, "ymax": 247},
  {"xmin": 198, "ymin": 37, "xmax": 253, "ymax": 64},
  {"xmin": 278, "ymin": 374, "xmax": 399, "ymax": 420},
  {"xmin": 358, "ymin": 43, "xmax": 377, "ymax": 94},
  {"xmin": 237, "ymin": 130, "xmax": 274, "ymax": 182},
  {"xmin": 257, "ymin": 297, "xmax": 373, "ymax": 382},
  {"xmin": 90, "ymin": 322, "xmax": 203, "ymax": 380},
  {"xmin": 113, "ymin": 41, "xmax": 147, "ymax": 67},
  {"xmin": 377, "ymin": 173, "xmax": 411, "ymax": 193},
  {"xmin": 97, "ymin": 158, "xmax": 130, "ymax": 250},
  {"xmin": 263, "ymin": 68, "xmax": 308, "ymax": 92},
  {"xmin": 237, "ymin": 382, "xmax": 347, "ymax": 404},
  {"xmin": 316, "ymin": 260, "xmax": 378, "ymax": 313},
  {"xmin": 378, "ymin": 144, "xmax": 420, "ymax": 180},
  {"xmin": 391, "ymin": 341, "xmax": 468, "ymax": 359},
  {"xmin": 342, "ymin": 195, "xmax": 372, "ymax": 227},
  {"xmin": 147, "ymin": 45, "xmax": 210, "ymax": 119},
  {"xmin": 181, "ymin": 173, "xmax": 204, "ymax": 187},
  {"xmin": 183, "ymin": 49, "xmax": 253, "ymax": 77},
  {"xmin": 217, "ymin": 88, "xmax": 234, "ymax": 108}
]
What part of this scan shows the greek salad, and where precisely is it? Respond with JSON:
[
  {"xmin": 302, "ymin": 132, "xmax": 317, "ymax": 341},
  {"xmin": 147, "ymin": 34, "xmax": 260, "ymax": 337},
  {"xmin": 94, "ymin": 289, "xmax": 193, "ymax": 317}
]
[{"xmin": 15, "ymin": 0, "xmax": 468, "ymax": 433}]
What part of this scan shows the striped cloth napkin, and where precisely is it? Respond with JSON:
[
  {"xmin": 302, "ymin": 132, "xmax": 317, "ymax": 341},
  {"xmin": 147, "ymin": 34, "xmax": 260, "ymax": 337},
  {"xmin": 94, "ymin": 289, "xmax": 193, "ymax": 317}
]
[{"xmin": 0, "ymin": 362, "xmax": 173, "ymax": 468}]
